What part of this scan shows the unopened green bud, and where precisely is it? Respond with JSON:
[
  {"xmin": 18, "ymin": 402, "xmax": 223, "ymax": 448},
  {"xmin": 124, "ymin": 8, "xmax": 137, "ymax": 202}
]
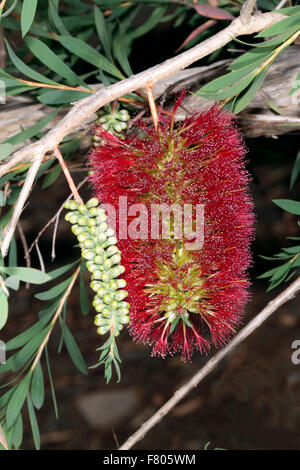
[
  {"xmin": 77, "ymin": 232, "xmax": 89, "ymax": 242},
  {"xmin": 97, "ymin": 326, "xmax": 110, "ymax": 335},
  {"xmin": 109, "ymin": 280, "xmax": 118, "ymax": 291},
  {"xmin": 94, "ymin": 303, "xmax": 105, "ymax": 313},
  {"xmin": 106, "ymin": 245, "xmax": 118, "ymax": 257},
  {"xmin": 83, "ymin": 239, "xmax": 95, "ymax": 249},
  {"xmin": 94, "ymin": 255, "xmax": 104, "ymax": 265},
  {"xmin": 120, "ymin": 315, "xmax": 130, "ymax": 324},
  {"xmin": 116, "ymin": 279, "xmax": 126, "ymax": 289},
  {"xmin": 97, "ymin": 287, "xmax": 107, "ymax": 297},
  {"xmin": 95, "ymin": 245, "xmax": 105, "ymax": 255},
  {"xmin": 103, "ymin": 259, "xmax": 112, "ymax": 269},
  {"xmin": 107, "ymin": 236, "xmax": 117, "ymax": 246},
  {"xmin": 99, "ymin": 222, "xmax": 108, "ymax": 232},
  {"xmin": 86, "ymin": 198, "xmax": 98, "ymax": 208},
  {"xmin": 110, "ymin": 254, "xmax": 121, "ymax": 265},
  {"xmin": 101, "ymin": 272, "xmax": 110, "ymax": 282},
  {"xmin": 119, "ymin": 307, "xmax": 129, "ymax": 316},
  {"xmin": 88, "ymin": 207, "xmax": 98, "ymax": 217},
  {"xmin": 69, "ymin": 214, "xmax": 79, "ymax": 224},
  {"xmin": 98, "ymin": 233, "xmax": 107, "ymax": 243},
  {"xmin": 102, "ymin": 308, "xmax": 111, "ymax": 318},
  {"xmin": 78, "ymin": 216, "xmax": 89, "ymax": 226},
  {"xmin": 78, "ymin": 204, "xmax": 87, "ymax": 214},
  {"xmin": 107, "ymin": 228, "xmax": 115, "ymax": 237},
  {"xmin": 69, "ymin": 200, "xmax": 79, "ymax": 211},
  {"xmin": 110, "ymin": 300, "xmax": 119, "ymax": 310},
  {"xmin": 82, "ymin": 250, "xmax": 95, "ymax": 260},
  {"xmin": 103, "ymin": 293, "xmax": 112, "ymax": 304},
  {"xmin": 114, "ymin": 290, "xmax": 128, "ymax": 301},
  {"xmin": 89, "ymin": 226, "xmax": 97, "ymax": 236},
  {"xmin": 90, "ymin": 281, "xmax": 102, "ymax": 292}
]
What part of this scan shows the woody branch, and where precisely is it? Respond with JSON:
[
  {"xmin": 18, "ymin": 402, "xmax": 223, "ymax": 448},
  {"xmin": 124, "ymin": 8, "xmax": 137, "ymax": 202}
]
[{"xmin": 0, "ymin": 4, "xmax": 284, "ymax": 258}]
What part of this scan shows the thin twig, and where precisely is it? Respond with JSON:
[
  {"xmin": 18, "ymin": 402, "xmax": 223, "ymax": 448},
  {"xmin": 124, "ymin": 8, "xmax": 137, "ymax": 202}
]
[
  {"xmin": 240, "ymin": 0, "xmax": 257, "ymax": 24},
  {"xmin": 275, "ymin": 0, "xmax": 288, "ymax": 10},
  {"xmin": 51, "ymin": 215, "xmax": 59, "ymax": 262},
  {"xmin": 17, "ymin": 222, "xmax": 31, "ymax": 288},
  {"xmin": 53, "ymin": 146, "xmax": 83, "ymax": 203},
  {"xmin": 31, "ymin": 264, "xmax": 81, "ymax": 371},
  {"xmin": 146, "ymin": 84, "xmax": 158, "ymax": 130},
  {"xmin": 119, "ymin": 275, "xmax": 300, "ymax": 450},
  {"xmin": 35, "ymin": 242, "xmax": 45, "ymax": 273},
  {"xmin": 0, "ymin": 153, "xmax": 44, "ymax": 257},
  {"xmin": 26, "ymin": 176, "xmax": 89, "ymax": 257}
]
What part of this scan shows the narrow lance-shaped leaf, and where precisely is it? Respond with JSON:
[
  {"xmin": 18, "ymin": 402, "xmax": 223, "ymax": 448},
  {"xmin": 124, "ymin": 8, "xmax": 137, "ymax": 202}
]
[
  {"xmin": 0, "ymin": 292, "xmax": 8, "ymax": 330},
  {"xmin": 6, "ymin": 373, "xmax": 32, "ymax": 428},
  {"xmin": 25, "ymin": 36, "xmax": 89, "ymax": 88},
  {"xmin": 0, "ymin": 267, "xmax": 51, "ymax": 284},
  {"xmin": 27, "ymin": 394, "xmax": 40, "ymax": 450},
  {"xmin": 21, "ymin": 0, "xmax": 38, "ymax": 38}
]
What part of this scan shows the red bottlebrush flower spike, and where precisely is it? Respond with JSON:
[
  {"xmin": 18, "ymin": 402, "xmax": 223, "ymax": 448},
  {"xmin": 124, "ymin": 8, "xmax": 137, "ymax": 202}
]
[{"xmin": 89, "ymin": 104, "xmax": 254, "ymax": 360}]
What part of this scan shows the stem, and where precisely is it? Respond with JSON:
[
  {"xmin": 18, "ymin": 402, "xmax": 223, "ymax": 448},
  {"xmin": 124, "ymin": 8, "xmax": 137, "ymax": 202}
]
[
  {"xmin": 30, "ymin": 264, "xmax": 81, "ymax": 372},
  {"xmin": 53, "ymin": 146, "xmax": 83, "ymax": 203}
]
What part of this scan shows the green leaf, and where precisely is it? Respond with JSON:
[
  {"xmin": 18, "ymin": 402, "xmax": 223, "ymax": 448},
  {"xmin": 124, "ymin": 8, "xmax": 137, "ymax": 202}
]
[
  {"xmin": 290, "ymin": 149, "xmax": 300, "ymax": 189},
  {"xmin": 21, "ymin": 0, "xmax": 38, "ymax": 38},
  {"xmin": 62, "ymin": 323, "xmax": 88, "ymax": 375},
  {"xmin": 5, "ymin": 39, "xmax": 60, "ymax": 86},
  {"xmin": 8, "ymin": 236, "xmax": 18, "ymax": 267},
  {"xmin": 113, "ymin": 34, "xmax": 133, "ymax": 77},
  {"xmin": 5, "ymin": 275, "xmax": 20, "ymax": 291},
  {"xmin": 25, "ymin": 36, "xmax": 89, "ymax": 88},
  {"xmin": 26, "ymin": 394, "xmax": 40, "ymax": 450},
  {"xmin": 197, "ymin": 59, "xmax": 268, "ymax": 94},
  {"xmin": 31, "ymin": 361, "xmax": 45, "ymax": 410},
  {"xmin": 229, "ymin": 46, "xmax": 274, "ymax": 71},
  {"xmin": 41, "ymin": 163, "xmax": 62, "ymax": 189},
  {"xmin": 273, "ymin": 199, "xmax": 300, "ymax": 215},
  {"xmin": 276, "ymin": 6, "xmax": 300, "ymax": 15},
  {"xmin": 0, "ymin": 267, "xmax": 51, "ymax": 284},
  {"xmin": 37, "ymin": 89, "xmax": 90, "ymax": 105},
  {"xmin": 13, "ymin": 326, "xmax": 51, "ymax": 371},
  {"xmin": 47, "ymin": 259, "xmax": 80, "ymax": 280},
  {"xmin": 45, "ymin": 346, "xmax": 58, "ymax": 419},
  {"xmin": 48, "ymin": 0, "xmax": 70, "ymax": 36},
  {"xmin": 257, "ymin": 12, "xmax": 300, "ymax": 37},
  {"xmin": 233, "ymin": 67, "xmax": 269, "ymax": 114},
  {"xmin": 0, "ymin": 292, "xmax": 8, "ymax": 330},
  {"xmin": 0, "ymin": 143, "xmax": 14, "ymax": 162},
  {"xmin": 80, "ymin": 271, "xmax": 89, "ymax": 316},
  {"xmin": 57, "ymin": 35, "xmax": 124, "ymax": 80},
  {"xmin": 12, "ymin": 413, "xmax": 23, "ymax": 449},
  {"xmin": 4, "ymin": 108, "xmax": 60, "ymax": 146},
  {"xmin": 94, "ymin": 6, "xmax": 112, "ymax": 61},
  {"xmin": 5, "ymin": 313, "xmax": 52, "ymax": 351},
  {"xmin": 0, "ymin": 190, "xmax": 5, "ymax": 207},
  {"xmin": 35, "ymin": 275, "xmax": 73, "ymax": 301},
  {"xmin": 6, "ymin": 374, "xmax": 32, "ymax": 428}
]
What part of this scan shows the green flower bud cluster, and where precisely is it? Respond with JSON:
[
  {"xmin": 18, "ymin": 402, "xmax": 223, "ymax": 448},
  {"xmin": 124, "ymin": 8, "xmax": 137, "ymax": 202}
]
[
  {"xmin": 64, "ymin": 197, "xmax": 130, "ymax": 337},
  {"xmin": 93, "ymin": 107, "xmax": 130, "ymax": 147}
]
